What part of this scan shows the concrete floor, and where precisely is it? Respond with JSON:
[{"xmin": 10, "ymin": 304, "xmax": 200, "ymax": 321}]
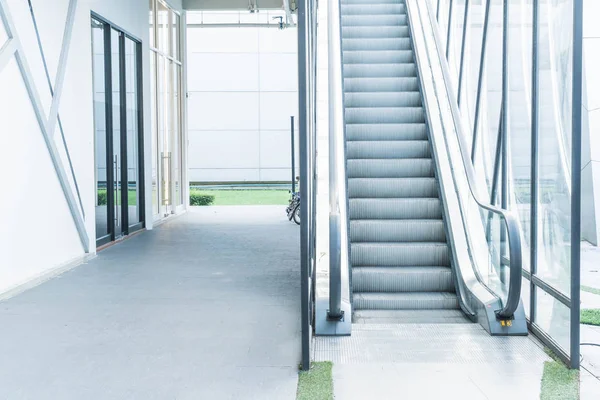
[{"xmin": 0, "ymin": 206, "xmax": 301, "ymax": 400}]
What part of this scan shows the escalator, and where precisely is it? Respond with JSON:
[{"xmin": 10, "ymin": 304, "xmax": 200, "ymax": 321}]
[
  {"xmin": 321, "ymin": 0, "xmax": 527, "ymax": 333},
  {"xmin": 341, "ymin": 0, "xmax": 461, "ymax": 323}
]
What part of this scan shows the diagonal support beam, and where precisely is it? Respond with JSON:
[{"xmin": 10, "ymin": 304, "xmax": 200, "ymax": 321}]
[
  {"xmin": 0, "ymin": 0, "xmax": 89, "ymax": 253},
  {"xmin": 0, "ymin": 38, "xmax": 16, "ymax": 73},
  {"xmin": 27, "ymin": 0, "xmax": 85, "ymax": 218},
  {"xmin": 46, "ymin": 0, "xmax": 77, "ymax": 139}
]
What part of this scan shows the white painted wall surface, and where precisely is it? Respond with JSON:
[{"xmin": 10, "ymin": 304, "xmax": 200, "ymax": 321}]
[
  {"xmin": 0, "ymin": 0, "xmax": 181, "ymax": 294},
  {"xmin": 187, "ymin": 22, "xmax": 298, "ymax": 183}
]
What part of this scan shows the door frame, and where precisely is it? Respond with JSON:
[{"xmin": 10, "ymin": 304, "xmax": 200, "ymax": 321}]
[{"xmin": 92, "ymin": 12, "xmax": 145, "ymax": 247}]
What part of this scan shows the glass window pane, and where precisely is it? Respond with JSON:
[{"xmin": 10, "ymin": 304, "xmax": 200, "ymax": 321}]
[
  {"xmin": 448, "ymin": 0, "xmax": 467, "ymax": 90},
  {"xmin": 437, "ymin": 0, "xmax": 451, "ymax": 50},
  {"xmin": 150, "ymin": 51, "xmax": 159, "ymax": 215},
  {"xmin": 172, "ymin": 62, "xmax": 181, "ymax": 206},
  {"xmin": 157, "ymin": 1, "xmax": 169, "ymax": 54},
  {"xmin": 158, "ymin": 55, "xmax": 169, "ymax": 207},
  {"xmin": 459, "ymin": 0, "xmax": 486, "ymax": 148},
  {"xmin": 521, "ymin": 275, "xmax": 531, "ymax": 320},
  {"xmin": 111, "ymin": 29, "xmax": 123, "ymax": 237},
  {"xmin": 535, "ymin": 286, "xmax": 570, "ymax": 354},
  {"xmin": 474, "ymin": 0, "xmax": 503, "ymax": 199},
  {"xmin": 91, "ymin": 19, "xmax": 109, "ymax": 241},
  {"xmin": 171, "ymin": 11, "xmax": 180, "ymax": 59},
  {"xmin": 508, "ymin": 0, "xmax": 533, "ymax": 272},
  {"xmin": 537, "ymin": 0, "xmax": 573, "ymax": 295},
  {"xmin": 149, "ymin": 0, "xmax": 155, "ymax": 48},
  {"xmin": 126, "ymin": 38, "xmax": 141, "ymax": 227}
]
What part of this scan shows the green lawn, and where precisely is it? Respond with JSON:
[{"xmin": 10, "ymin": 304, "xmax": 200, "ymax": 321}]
[
  {"xmin": 296, "ymin": 362, "xmax": 334, "ymax": 400},
  {"xmin": 97, "ymin": 189, "xmax": 138, "ymax": 206},
  {"xmin": 540, "ymin": 359, "xmax": 579, "ymax": 400},
  {"xmin": 582, "ymin": 285, "xmax": 600, "ymax": 296},
  {"xmin": 581, "ymin": 309, "xmax": 600, "ymax": 326},
  {"xmin": 190, "ymin": 189, "xmax": 289, "ymax": 206}
]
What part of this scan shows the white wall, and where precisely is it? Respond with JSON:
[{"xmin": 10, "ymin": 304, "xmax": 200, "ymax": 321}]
[
  {"xmin": 187, "ymin": 23, "xmax": 298, "ymax": 183},
  {"xmin": 0, "ymin": 0, "xmax": 178, "ymax": 294}
]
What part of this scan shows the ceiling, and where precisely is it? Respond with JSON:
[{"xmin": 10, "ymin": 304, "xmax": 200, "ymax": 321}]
[{"xmin": 183, "ymin": 0, "xmax": 294, "ymax": 11}]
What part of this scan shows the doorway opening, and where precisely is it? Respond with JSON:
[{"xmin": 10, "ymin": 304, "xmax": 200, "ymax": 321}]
[{"xmin": 92, "ymin": 15, "xmax": 145, "ymax": 247}]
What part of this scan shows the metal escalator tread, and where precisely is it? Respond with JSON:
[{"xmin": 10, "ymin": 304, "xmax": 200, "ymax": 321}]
[
  {"xmin": 342, "ymin": 0, "xmax": 460, "ymax": 322},
  {"xmin": 353, "ymin": 266, "xmax": 454, "ymax": 292},
  {"xmin": 351, "ymin": 242, "xmax": 450, "ymax": 267},
  {"xmin": 353, "ymin": 292, "xmax": 460, "ymax": 311},
  {"xmin": 350, "ymin": 220, "xmax": 445, "ymax": 242},
  {"xmin": 353, "ymin": 309, "xmax": 469, "ymax": 324}
]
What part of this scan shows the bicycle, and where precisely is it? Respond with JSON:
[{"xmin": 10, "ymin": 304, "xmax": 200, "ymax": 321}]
[{"xmin": 286, "ymin": 191, "xmax": 300, "ymax": 225}]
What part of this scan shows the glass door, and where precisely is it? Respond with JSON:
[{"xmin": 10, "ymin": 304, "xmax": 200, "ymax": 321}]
[
  {"xmin": 92, "ymin": 16, "xmax": 145, "ymax": 247},
  {"xmin": 92, "ymin": 18, "xmax": 110, "ymax": 245},
  {"xmin": 150, "ymin": 1, "xmax": 184, "ymax": 219},
  {"xmin": 111, "ymin": 28, "xmax": 124, "ymax": 239}
]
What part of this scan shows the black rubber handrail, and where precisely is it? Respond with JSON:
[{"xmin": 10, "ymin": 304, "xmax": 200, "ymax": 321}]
[{"xmin": 420, "ymin": 1, "xmax": 522, "ymax": 319}]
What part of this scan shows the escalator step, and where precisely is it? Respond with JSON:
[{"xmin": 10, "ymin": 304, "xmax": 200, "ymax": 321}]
[
  {"xmin": 350, "ymin": 220, "xmax": 445, "ymax": 242},
  {"xmin": 353, "ymin": 292, "xmax": 459, "ymax": 310},
  {"xmin": 353, "ymin": 309, "xmax": 469, "ymax": 324},
  {"xmin": 344, "ymin": 91, "xmax": 421, "ymax": 107},
  {"xmin": 345, "ymin": 107, "xmax": 425, "ymax": 124},
  {"xmin": 343, "ymin": 64, "xmax": 417, "ymax": 79},
  {"xmin": 344, "ymin": 77, "xmax": 420, "ymax": 93},
  {"xmin": 341, "ymin": 3, "xmax": 406, "ymax": 15},
  {"xmin": 342, "ymin": 14, "xmax": 407, "ymax": 27},
  {"xmin": 347, "ymin": 159, "xmax": 433, "ymax": 178},
  {"xmin": 348, "ymin": 177, "xmax": 438, "ymax": 198},
  {"xmin": 343, "ymin": 50, "xmax": 414, "ymax": 64},
  {"xmin": 342, "ymin": 38, "xmax": 412, "ymax": 51},
  {"xmin": 349, "ymin": 198, "xmax": 443, "ymax": 220},
  {"xmin": 351, "ymin": 242, "xmax": 450, "ymax": 266},
  {"xmin": 342, "ymin": 0, "xmax": 406, "ymax": 4},
  {"xmin": 353, "ymin": 266, "xmax": 454, "ymax": 292},
  {"xmin": 347, "ymin": 140, "xmax": 430, "ymax": 159},
  {"xmin": 346, "ymin": 123, "xmax": 427, "ymax": 141},
  {"xmin": 342, "ymin": 26, "xmax": 410, "ymax": 39}
]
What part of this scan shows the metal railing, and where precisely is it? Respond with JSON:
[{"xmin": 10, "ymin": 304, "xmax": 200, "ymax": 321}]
[
  {"xmin": 297, "ymin": 0, "xmax": 319, "ymax": 371},
  {"xmin": 326, "ymin": 0, "xmax": 349, "ymax": 321},
  {"xmin": 415, "ymin": 1, "xmax": 523, "ymax": 320}
]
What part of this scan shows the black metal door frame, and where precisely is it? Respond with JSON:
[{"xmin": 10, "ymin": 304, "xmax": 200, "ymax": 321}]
[{"xmin": 93, "ymin": 13, "xmax": 145, "ymax": 247}]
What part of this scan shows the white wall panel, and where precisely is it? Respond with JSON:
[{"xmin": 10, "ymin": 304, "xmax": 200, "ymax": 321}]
[
  {"xmin": 259, "ymin": 53, "xmax": 298, "ymax": 92},
  {"xmin": 0, "ymin": 58, "xmax": 82, "ymax": 293},
  {"xmin": 260, "ymin": 169, "xmax": 292, "ymax": 182},
  {"xmin": 259, "ymin": 91, "xmax": 298, "ymax": 130},
  {"xmin": 259, "ymin": 130, "xmax": 292, "ymax": 169},
  {"xmin": 187, "ymin": 28, "xmax": 259, "ymax": 53},
  {"xmin": 258, "ymin": 28, "xmax": 296, "ymax": 53},
  {"xmin": 188, "ymin": 91, "xmax": 260, "ymax": 130},
  {"xmin": 189, "ymin": 130, "xmax": 260, "ymax": 169},
  {"xmin": 189, "ymin": 168, "xmax": 260, "ymax": 182},
  {"xmin": 187, "ymin": 23, "xmax": 298, "ymax": 182},
  {"xmin": 188, "ymin": 53, "xmax": 259, "ymax": 92}
]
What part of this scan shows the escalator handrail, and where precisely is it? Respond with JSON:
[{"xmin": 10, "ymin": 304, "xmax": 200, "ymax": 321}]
[
  {"xmin": 326, "ymin": 0, "xmax": 351, "ymax": 320},
  {"xmin": 420, "ymin": 1, "xmax": 522, "ymax": 319}
]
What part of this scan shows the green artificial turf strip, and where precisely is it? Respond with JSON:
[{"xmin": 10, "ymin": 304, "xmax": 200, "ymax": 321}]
[
  {"xmin": 190, "ymin": 190, "xmax": 290, "ymax": 206},
  {"xmin": 582, "ymin": 285, "xmax": 600, "ymax": 296},
  {"xmin": 581, "ymin": 309, "xmax": 600, "ymax": 326},
  {"xmin": 540, "ymin": 358, "xmax": 579, "ymax": 400},
  {"xmin": 296, "ymin": 362, "xmax": 334, "ymax": 400}
]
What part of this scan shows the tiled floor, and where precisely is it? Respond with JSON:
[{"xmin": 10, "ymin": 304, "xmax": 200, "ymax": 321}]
[
  {"xmin": 314, "ymin": 323, "xmax": 550, "ymax": 400},
  {"xmin": 0, "ymin": 206, "xmax": 301, "ymax": 399}
]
